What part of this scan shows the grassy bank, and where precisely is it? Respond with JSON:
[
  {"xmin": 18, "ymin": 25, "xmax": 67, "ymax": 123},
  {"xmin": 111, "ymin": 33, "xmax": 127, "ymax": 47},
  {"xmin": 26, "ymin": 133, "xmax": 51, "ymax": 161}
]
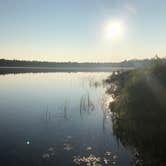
[{"xmin": 104, "ymin": 60, "xmax": 166, "ymax": 166}]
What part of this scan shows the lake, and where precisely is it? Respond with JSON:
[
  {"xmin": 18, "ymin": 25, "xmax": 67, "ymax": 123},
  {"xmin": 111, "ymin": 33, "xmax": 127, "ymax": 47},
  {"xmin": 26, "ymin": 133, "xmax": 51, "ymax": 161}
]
[{"xmin": 0, "ymin": 72, "xmax": 133, "ymax": 166}]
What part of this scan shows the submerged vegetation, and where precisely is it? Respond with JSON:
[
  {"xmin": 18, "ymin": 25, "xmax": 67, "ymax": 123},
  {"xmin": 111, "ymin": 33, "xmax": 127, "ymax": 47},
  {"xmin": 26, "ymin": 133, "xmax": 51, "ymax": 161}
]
[{"xmin": 105, "ymin": 58, "xmax": 166, "ymax": 165}]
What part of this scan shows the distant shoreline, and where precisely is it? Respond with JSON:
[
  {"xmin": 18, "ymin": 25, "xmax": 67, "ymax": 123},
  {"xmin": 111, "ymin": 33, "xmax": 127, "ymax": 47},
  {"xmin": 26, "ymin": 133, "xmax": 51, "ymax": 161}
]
[
  {"xmin": 0, "ymin": 66, "xmax": 133, "ymax": 74},
  {"xmin": 0, "ymin": 58, "xmax": 164, "ymax": 74}
]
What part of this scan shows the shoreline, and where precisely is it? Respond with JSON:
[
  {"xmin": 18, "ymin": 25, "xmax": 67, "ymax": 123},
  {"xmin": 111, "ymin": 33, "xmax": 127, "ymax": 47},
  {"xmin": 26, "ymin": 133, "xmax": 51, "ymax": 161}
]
[{"xmin": 0, "ymin": 66, "xmax": 133, "ymax": 74}]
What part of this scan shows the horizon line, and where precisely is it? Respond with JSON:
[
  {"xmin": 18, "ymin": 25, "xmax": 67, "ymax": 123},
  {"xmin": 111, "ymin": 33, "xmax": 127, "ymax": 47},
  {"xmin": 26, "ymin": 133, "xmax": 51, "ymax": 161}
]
[{"xmin": 0, "ymin": 57, "xmax": 159, "ymax": 64}]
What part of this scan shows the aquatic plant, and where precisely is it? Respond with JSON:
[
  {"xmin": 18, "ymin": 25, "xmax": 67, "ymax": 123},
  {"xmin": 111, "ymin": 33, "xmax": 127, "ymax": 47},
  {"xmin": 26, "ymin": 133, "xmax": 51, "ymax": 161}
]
[
  {"xmin": 73, "ymin": 152, "xmax": 117, "ymax": 166},
  {"xmin": 79, "ymin": 93, "xmax": 95, "ymax": 118},
  {"xmin": 105, "ymin": 62, "xmax": 166, "ymax": 165}
]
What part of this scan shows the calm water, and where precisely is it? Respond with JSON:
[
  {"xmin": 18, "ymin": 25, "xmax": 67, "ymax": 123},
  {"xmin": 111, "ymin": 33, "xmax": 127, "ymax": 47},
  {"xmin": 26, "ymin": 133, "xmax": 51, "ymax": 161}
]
[{"xmin": 0, "ymin": 72, "xmax": 133, "ymax": 166}]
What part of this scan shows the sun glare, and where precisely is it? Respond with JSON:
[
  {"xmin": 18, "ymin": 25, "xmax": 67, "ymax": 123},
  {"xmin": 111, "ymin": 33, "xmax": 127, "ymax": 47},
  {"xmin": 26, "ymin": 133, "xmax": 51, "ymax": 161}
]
[{"xmin": 104, "ymin": 20, "xmax": 125, "ymax": 40}]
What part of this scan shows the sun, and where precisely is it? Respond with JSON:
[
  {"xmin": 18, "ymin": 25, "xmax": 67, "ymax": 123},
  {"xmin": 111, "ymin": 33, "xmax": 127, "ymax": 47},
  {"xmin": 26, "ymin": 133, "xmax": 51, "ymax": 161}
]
[{"xmin": 104, "ymin": 20, "xmax": 125, "ymax": 40}]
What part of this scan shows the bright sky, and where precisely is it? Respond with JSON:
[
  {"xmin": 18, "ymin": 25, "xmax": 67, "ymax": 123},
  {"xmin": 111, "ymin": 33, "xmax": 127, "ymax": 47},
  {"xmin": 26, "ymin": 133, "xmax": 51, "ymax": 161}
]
[{"xmin": 0, "ymin": 0, "xmax": 166, "ymax": 62}]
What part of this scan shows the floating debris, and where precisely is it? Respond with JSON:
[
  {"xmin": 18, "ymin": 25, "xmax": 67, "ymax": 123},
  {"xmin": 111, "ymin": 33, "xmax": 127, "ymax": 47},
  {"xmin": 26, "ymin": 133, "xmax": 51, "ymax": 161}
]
[
  {"xmin": 86, "ymin": 146, "xmax": 92, "ymax": 151},
  {"xmin": 112, "ymin": 155, "xmax": 117, "ymax": 159},
  {"xmin": 112, "ymin": 161, "xmax": 116, "ymax": 165},
  {"xmin": 73, "ymin": 154, "xmax": 101, "ymax": 166},
  {"xmin": 26, "ymin": 140, "xmax": 30, "ymax": 145},
  {"xmin": 103, "ymin": 158, "xmax": 110, "ymax": 164},
  {"xmin": 135, "ymin": 159, "xmax": 143, "ymax": 165},
  {"xmin": 105, "ymin": 151, "xmax": 112, "ymax": 156},
  {"xmin": 42, "ymin": 153, "xmax": 50, "ymax": 159},
  {"xmin": 64, "ymin": 143, "xmax": 73, "ymax": 151},
  {"xmin": 73, "ymin": 151, "xmax": 119, "ymax": 166}
]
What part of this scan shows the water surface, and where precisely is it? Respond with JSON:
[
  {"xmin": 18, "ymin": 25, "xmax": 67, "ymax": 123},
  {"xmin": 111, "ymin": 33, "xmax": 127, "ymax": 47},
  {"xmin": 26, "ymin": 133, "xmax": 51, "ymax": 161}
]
[{"xmin": 0, "ymin": 72, "xmax": 133, "ymax": 166}]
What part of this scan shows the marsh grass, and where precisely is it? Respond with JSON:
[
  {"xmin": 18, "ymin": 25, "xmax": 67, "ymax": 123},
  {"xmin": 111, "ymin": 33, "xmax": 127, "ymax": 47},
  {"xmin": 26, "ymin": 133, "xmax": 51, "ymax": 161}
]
[{"xmin": 104, "ymin": 59, "xmax": 166, "ymax": 165}]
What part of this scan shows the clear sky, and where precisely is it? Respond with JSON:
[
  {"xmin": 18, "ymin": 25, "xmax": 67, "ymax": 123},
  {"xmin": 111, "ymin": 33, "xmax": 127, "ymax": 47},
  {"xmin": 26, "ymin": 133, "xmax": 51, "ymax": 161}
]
[{"xmin": 0, "ymin": 0, "xmax": 166, "ymax": 62}]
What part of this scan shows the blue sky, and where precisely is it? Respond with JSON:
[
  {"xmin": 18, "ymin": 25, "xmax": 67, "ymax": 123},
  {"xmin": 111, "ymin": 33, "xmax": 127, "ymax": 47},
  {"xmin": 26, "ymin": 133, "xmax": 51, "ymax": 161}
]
[{"xmin": 0, "ymin": 0, "xmax": 166, "ymax": 62}]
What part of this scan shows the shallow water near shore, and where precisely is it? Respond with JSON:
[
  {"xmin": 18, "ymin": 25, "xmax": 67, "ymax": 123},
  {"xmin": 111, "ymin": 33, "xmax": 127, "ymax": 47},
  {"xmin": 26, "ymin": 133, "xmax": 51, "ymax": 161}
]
[{"xmin": 0, "ymin": 72, "xmax": 133, "ymax": 166}]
